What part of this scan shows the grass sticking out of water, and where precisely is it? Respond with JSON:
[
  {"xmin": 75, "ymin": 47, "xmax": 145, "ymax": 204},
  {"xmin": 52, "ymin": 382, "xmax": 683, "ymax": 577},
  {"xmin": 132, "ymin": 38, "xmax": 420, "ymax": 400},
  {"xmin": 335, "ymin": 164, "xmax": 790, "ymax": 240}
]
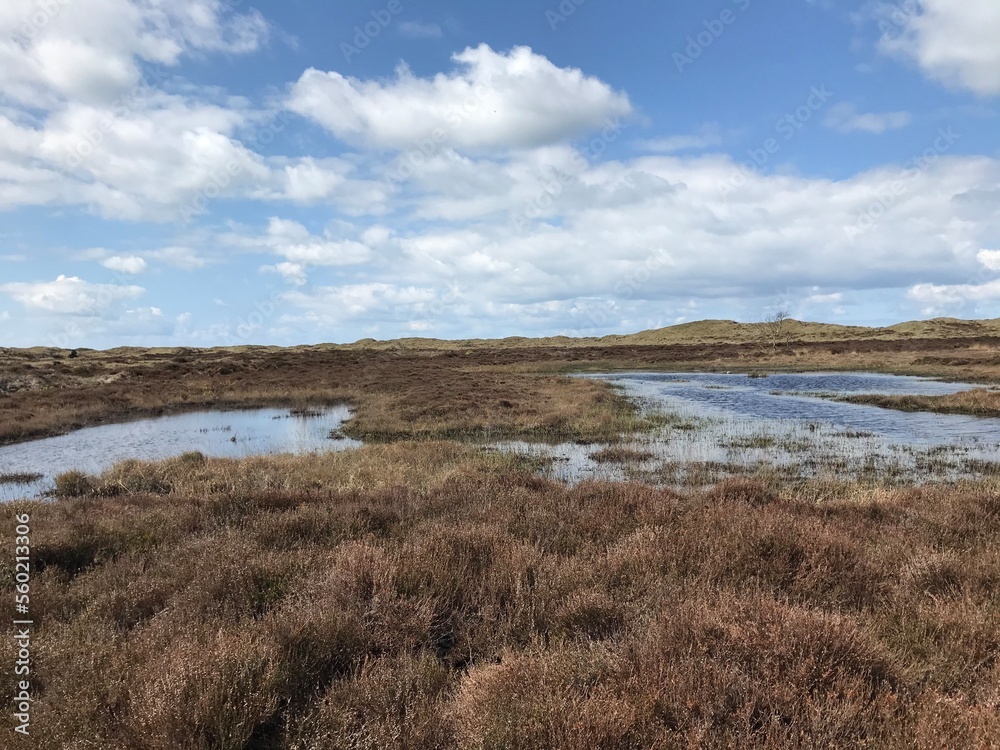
[
  {"xmin": 838, "ymin": 389, "xmax": 1000, "ymax": 418},
  {"xmin": 0, "ymin": 472, "xmax": 43, "ymax": 484},
  {"xmin": 588, "ymin": 447, "xmax": 656, "ymax": 464},
  {"xmin": 724, "ymin": 435, "xmax": 779, "ymax": 450}
]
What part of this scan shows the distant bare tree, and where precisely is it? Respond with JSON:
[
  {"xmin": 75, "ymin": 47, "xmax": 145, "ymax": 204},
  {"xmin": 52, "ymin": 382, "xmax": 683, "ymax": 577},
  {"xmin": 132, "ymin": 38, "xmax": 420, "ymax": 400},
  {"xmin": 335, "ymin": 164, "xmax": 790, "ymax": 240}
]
[{"xmin": 760, "ymin": 310, "xmax": 791, "ymax": 350}]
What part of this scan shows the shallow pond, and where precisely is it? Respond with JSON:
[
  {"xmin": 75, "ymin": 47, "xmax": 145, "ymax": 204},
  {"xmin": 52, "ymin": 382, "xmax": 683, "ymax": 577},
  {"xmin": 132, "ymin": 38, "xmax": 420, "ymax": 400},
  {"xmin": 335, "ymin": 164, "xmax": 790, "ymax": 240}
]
[
  {"xmin": 512, "ymin": 372, "xmax": 1000, "ymax": 485},
  {"xmin": 0, "ymin": 406, "xmax": 359, "ymax": 501}
]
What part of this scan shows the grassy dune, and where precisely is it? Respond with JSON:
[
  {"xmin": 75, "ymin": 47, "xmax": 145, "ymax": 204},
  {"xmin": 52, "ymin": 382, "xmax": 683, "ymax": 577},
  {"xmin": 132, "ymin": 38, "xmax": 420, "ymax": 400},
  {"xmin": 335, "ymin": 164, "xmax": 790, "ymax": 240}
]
[
  {"xmin": 1, "ymin": 444, "xmax": 997, "ymax": 748},
  {"xmin": 337, "ymin": 315, "xmax": 1000, "ymax": 349}
]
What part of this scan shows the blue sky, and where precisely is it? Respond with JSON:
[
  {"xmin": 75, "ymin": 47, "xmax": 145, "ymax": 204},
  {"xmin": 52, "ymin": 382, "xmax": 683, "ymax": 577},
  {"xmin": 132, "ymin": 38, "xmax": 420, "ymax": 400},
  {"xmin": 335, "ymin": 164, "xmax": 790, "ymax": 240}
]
[{"xmin": 0, "ymin": 0, "xmax": 998, "ymax": 348}]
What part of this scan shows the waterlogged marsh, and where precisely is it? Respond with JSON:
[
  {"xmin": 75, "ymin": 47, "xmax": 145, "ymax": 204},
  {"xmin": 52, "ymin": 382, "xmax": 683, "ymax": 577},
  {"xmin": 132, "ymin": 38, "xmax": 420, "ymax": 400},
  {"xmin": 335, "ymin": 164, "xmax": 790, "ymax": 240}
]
[
  {"xmin": 3, "ymin": 371, "xmax": 999, "ymax": 500},
  {"xmin": 513, "ymin": 372, "xmax": 1000, "ymax": 485},
  {"xmin": 0, "ymin": 406, "xmax": 358, "ymax": 501}
]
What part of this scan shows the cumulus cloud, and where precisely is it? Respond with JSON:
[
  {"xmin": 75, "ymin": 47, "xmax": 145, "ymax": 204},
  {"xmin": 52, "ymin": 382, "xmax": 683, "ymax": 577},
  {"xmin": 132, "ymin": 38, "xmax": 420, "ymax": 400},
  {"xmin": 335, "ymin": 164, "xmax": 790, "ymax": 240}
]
[
  {"xmin": 271, "ymin": 144, "xmax": 1000, "ymax": 335},
  {"xmin": 264, "ymin": 261, "xmax": 308, "ymax": 286},
  {"xmin": 101, "ymin": 255, "xmax": 147, "ymax": 274},
  {"xmin": 21, "ymin": 123, "xmax": 992, "ymax": 340},
  {"xmin": 908, "ymin": 280, "xmax": 1000, "ymax": 310},
  {"xmin": 251, "ymin": 156, "xmax": 393, "ymax": 214},
  {"xmin": 0, "ymin": 275, "xmax": 144, "ymax": 315},
  {"xmin": 0, "ymin": 97, "xmax": 384, "ymax": 219},
  {"xmin": 34, "ymin": 95, "xmax": 269, "ymax": 219},
  {"xmin": 0, "ymin": 0, "xmax": 269, "ymax": 108},
  {"xmin": 288, "ymin": 45, "xmax": 633, "ymax": 151},
  {"xmin": 877, "ymin": 0, "xmax": 1000, "ymax": 96},
  {"xmin": 237, "ymin": 217, "xmax": 376, "ymax": 286},
  {"xmin": 824, "ymin": 102, "xmax": 912, "ymax": 133},
  {"xmin": 977, "ymin": 249, "xmax": 1000, "ymax": 271},
  {"xmin": 0, "ymin": 1, "xmax": 284, "ymax": 220}
]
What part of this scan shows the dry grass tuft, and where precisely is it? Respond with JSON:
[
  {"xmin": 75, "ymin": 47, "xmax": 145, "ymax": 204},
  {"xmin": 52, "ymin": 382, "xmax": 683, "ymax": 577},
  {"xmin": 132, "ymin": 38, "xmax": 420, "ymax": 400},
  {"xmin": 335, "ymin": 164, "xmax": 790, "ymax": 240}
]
[{"xmin": 706, "ymin": 477, "xmax": 778, "ymax": 506}]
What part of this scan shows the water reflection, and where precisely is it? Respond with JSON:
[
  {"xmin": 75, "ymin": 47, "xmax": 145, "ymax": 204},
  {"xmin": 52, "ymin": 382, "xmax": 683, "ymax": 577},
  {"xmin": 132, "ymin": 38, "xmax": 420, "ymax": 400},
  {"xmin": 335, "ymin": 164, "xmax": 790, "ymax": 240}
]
[{"xmin": 0, "ymin": 406, "xmax": 358, "ymax": 501}]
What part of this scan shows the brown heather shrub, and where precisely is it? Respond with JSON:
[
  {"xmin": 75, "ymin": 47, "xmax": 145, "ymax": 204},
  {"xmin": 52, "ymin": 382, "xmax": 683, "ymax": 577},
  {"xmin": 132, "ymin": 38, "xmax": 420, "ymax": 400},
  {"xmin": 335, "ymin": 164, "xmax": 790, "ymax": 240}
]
[
  {"xmin": 707, "ymin": 477, "xmax": 778, "ymax": 506},
  {"xmin": 125, "ymin": 626, "xmax": 283, "ymax": 750},
  {"xmin": 452, "ymin": 645, "xmax": 639, "ymax": 750},
  {"xmin": 2, "ymin": 445, "xmax": 999, "ymax": 748},
  {"xmin": 287, "ymin": 651, "xmax": 454, "ymax": 750}
]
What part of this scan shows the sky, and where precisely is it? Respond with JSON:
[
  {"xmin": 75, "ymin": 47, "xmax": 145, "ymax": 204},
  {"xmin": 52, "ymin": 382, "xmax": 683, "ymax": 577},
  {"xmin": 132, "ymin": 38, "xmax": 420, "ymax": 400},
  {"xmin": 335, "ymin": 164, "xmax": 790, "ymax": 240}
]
[{"xmin": 0, "ymin": 0, "xmax": 998, "ymax": 348}]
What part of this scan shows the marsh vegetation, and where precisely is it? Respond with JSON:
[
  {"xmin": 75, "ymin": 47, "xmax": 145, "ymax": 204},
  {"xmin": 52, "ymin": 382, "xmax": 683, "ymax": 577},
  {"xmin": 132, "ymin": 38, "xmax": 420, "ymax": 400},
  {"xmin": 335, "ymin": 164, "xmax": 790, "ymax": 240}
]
[{"xmin": 837, "ymin": 388, "xmax": 1000, "ymax": 418}]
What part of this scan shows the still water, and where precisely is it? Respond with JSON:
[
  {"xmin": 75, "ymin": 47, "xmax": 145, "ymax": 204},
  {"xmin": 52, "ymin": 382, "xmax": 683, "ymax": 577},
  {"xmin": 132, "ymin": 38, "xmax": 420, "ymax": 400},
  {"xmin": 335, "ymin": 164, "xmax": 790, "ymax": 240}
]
[
  {"xmin": 0, "ymin": 406, "xmax": 359, "ymax": 501},
  {"xmin": 512, "ymin": 372, "xmax": 1000, "ymax": 485}
]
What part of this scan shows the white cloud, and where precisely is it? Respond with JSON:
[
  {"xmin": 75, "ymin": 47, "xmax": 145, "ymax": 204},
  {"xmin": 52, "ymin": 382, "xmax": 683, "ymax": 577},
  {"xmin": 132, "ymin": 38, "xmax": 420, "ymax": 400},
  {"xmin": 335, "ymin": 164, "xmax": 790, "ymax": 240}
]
[
  {"xmin": 0, "ymin": 0, "xmax": 269, "ymax": 108},
  {"xmin": 977, "ymin": 249, "xmax": 1000, "ymax": 271},
  {"xmin": 272, "ymin": 157, "xmax": 348, "ymax": 202},
  {"xmin": 250, "ymin": 156, "xmax": 393, "ymax": 213},
  {"xmin": 288, "ymin": 44, "xmax": 632, "ymax": 151},
  {"xmin": 262, "ymin": 261, "xmax": 308, "ymax": 286},
  {"xmin": 636, "ymin": 123, "xmax": 723, "ymax": 153},
  {"xmin": 877, "ymin": 0, "xmax": 1000, "ymax": 96},
  {"xmin": 0, "ymin": 97, "xmax": 387, "ymax": 219},
  {"xmin": 271, "ymin": 146, "xmax": 1000, "ymax": 336},
  {"xmin": 238, "ymin": 218, "xmax": 375, "ymax": 283},
  {"xmin": 101, "ymin": 255, "xmax": 147, "ymax": 274},
  {"xmin": 908, "ymin": 280, "xmax": 1000, "ymax": 309},
  {"xmin": 38, "ymin": 96, "xmax": 269, "ymax": 219},
  {"xmin": 824, "ymin": 102, "xmax": 912, "ymax": 133},
  {"xmin": 0, "ymin": 1, "xmax": 287, "ymax": 220},
  {"xmin": 127, "ymin": 305, "xmax": 163, "ymax": 317},
  {"xmin": 398, "ymin": 21, "xmax": 443, "ymax": 39},
  {"xmin": 0, "ymin": 275, "xmax": 144, "ymax": 315}
]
